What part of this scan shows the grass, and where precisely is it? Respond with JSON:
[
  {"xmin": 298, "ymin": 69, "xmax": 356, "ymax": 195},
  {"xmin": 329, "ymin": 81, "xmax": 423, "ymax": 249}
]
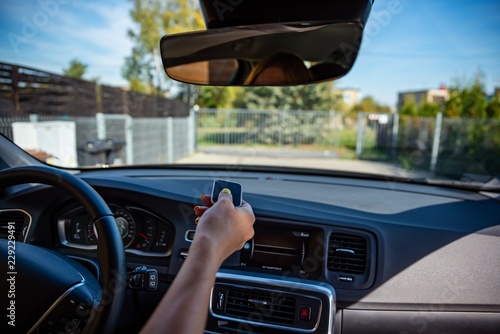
[{"xmin": 196, "ymin": 127, "xmax": 375, "ymax": 159}]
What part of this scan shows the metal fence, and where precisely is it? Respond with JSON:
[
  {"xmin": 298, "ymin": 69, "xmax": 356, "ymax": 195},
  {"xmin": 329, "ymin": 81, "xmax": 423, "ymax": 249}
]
[
  {"xmin": 339, "ymin": 112, "xmax": 499, "ymax": 178},
  {"xmin": 132, "ymin": 115, "xmax": 194, "ymax": 164},
  {"xmin": 1, "ymin": 109, "xmax": 498, "ymax": 177},
  {"xmin": 0, "ymin": 113, "xmax": 195, "ymax": 166},
  {"xmin": 195, "ymin": 108, "xmax": 342, "ymax": 157},
  {"xmin": 195, "ymin": 108, "xmax": 500, "ymax": 177}
]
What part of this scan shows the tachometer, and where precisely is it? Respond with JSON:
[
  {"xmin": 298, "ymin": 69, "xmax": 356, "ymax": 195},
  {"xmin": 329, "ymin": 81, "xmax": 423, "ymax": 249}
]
[
  {"xmin": 135, "ymin": 219, "xmax": 156, "ymax": 251},
  {"xmin": 86, "ymin": 219, "xmax": 98, "ymax": 245}
]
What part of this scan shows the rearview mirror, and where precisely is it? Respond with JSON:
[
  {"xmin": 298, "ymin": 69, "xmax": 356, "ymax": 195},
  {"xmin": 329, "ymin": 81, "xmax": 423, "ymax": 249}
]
[{"xmin": 160, "ymin": 22, "xmax": 363, "ymax": 86}]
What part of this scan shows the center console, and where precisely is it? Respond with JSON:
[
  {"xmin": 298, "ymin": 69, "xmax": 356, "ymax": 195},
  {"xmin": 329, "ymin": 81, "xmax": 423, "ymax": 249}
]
[{"xmin": 206, "ymin": 272, "xmax": 336, "ymax": 333}]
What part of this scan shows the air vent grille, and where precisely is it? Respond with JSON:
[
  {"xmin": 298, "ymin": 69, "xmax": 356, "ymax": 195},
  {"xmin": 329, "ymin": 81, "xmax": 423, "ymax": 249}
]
[
  {"xmin": 0, "ymin": 211, "xmax": 27, "ymax": 241},
  {"xmin": 226, "ymin": 288, "xmax": 296, "ymax": 325},
  {"xmin": 328, "ymin": 233, "xmax": 367, "ymax": 274}
]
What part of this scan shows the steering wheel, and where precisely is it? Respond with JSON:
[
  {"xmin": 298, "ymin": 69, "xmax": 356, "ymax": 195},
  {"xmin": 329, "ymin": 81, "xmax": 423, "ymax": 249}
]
[{"xmin": 0, "ymin": 166, "xmax": 126, "ymax": 333}]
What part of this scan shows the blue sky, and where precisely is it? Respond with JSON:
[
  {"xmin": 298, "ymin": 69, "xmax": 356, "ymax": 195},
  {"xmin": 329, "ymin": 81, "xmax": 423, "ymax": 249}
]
[
  {"xmin": 0, "ymin": 0, "xmax": 133, "ymax": 85},
  {"xmin": 1, "ymin": 0, "xmax": 499, "ymax": 107},
  {"xmin": 339, "ymin": 0, "xmax": 500, "ymax": 105}
]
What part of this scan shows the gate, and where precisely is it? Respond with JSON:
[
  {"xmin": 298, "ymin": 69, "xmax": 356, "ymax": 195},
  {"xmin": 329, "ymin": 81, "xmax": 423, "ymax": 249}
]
[{"xmin": 195, "ymin": 109, "xmax": 343, "ymax": 157}]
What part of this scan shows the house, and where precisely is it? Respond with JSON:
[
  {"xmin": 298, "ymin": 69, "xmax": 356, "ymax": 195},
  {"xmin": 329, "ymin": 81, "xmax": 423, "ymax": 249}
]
[
  {"xmin": 397, "ymin": 85, "xmax": 449, "ymax": 111},
  {"xmin": 333, "ymin": 88, "xmax": 361, "ymax": 109}
]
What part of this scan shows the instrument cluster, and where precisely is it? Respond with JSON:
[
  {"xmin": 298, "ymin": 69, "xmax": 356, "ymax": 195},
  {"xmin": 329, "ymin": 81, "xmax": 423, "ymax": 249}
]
[{"xmin": 58, "ymin": 204, "xmax": 174, "ymax": 257}]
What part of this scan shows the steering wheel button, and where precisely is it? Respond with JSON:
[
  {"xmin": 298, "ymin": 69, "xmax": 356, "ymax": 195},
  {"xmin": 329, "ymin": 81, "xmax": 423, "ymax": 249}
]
[
  {"xmin": 57, "ymin": 316, "xmax": 80, "ymax": 330},
  {"xmin": 64, "ymin": 295, "xmax": 80, "ymax": 307},
  {"xmin": 77, "ymin": 302, "xmax": 90, "ymax": 313}
]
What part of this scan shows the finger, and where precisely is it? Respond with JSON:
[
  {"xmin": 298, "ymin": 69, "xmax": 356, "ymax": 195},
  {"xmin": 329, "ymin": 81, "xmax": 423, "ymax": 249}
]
[
  {"xmin": 239, "ymin": 204, "xmax": 255, "ymax": 219},
  {"xmin": 194, "ymin": 205, "xmax": 208, "ymax": 217},
  {"xmin": 240, "ymin": 200, "xmax": 253, "ymax": 210},
  {"xmin": 200, "ymin": 194, "xmax": 212, "ymax": 207}
]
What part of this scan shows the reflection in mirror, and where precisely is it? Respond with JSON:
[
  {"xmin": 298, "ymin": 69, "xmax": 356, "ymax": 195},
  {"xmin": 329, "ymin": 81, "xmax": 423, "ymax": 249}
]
[
  {"xmin": 167, "ymin": 59, "xmax": 238, "ymax": 85},
  {"xmin": 160, "ymin": 23, "xmax": 362, "ymax": 86},
  {"xmin": 244, "ymin": 52, "xmax": 312, "ymax": 85}
]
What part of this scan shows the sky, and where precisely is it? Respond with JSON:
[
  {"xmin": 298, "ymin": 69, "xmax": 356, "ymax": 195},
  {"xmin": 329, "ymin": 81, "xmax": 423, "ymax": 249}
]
[{"xmin": 0, "ymin": 0, "xmax": 499, "ymax": 107}]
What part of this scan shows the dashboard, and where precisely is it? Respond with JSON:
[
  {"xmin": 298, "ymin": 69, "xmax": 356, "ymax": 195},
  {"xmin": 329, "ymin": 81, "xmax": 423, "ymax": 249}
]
[{"xmin": 1, "ymin": 167, "xmax": 500, "ymax": 333}]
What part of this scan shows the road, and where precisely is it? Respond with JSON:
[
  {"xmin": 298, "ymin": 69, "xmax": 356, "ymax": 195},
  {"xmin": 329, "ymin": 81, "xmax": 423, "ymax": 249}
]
[{"xmin": 175, "ymin": 150, "xmax": 428, "ymax": 179}]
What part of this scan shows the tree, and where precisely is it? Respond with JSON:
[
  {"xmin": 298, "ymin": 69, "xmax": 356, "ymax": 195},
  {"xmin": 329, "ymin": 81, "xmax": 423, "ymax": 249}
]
[
  {"xmin": 418, "ymin": 102, "xmax": 440, "ymax": 117},
  {"xmin": 399, "ymin": 97, "xmax": 417, "ymax": 116},
  {"xmin": 233, "ymin": 82, "xmax": 335, "ymax": 111},
  {"xmin": 123, "ymin": 0, "xmax": 204, "ymax": 95},
  {"xmin": 444, "ymin": 72, "xmax": 488, "ymax": 119},
  {"xmin": 195, "ymin": 86, "xmax": 241, "ymax": 109},
  {"xmin": 122, "ymin": 46, "xmax": 155, "ymax": 93},
  {"xmin": 486, "ymin": 96, "xmax": 500, "ymax": 119},
  {"xmin": 351, "ymin": 96, "xmax": 391, "ymax": 115},
  {"xmin": 63, "ymin": 59, "xmax": 87, "ymax": 79}
]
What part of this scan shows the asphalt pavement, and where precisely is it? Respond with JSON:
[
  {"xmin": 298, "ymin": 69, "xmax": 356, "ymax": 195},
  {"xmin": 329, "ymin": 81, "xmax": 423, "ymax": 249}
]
[{"xmin": 175, "ymin": 151, "xmax": 428, "ymax": 179}]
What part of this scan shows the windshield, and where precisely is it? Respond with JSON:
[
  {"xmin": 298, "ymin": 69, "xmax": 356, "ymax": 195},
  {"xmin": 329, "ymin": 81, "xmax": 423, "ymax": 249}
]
[{"xmin": 0, "ymin": 0, "xmax": 499, "ymax": 187}]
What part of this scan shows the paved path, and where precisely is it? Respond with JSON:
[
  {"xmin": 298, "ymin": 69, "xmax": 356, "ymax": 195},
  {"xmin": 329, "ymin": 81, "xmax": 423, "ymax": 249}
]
[{"xmin": 175, "ymin": 151, "xmax": 428, "ymax": 179}]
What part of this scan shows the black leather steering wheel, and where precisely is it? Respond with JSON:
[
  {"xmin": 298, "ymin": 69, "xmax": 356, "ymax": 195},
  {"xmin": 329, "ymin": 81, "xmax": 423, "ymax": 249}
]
[{"xmin": 0, "ymin": 165, "xmax": 126, "ymax": 333}]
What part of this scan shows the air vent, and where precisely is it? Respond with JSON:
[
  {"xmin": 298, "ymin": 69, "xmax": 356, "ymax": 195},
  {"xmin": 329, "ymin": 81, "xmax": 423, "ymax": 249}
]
[
  {"xmin": 0, "ymin": 210, "xmax": 30, "ymax": 241},
  {"xmin": 226, "ymin": 288, "xmax": 296, "ymax": 325},
  {"xmin": 327, "ymin": 233, "xmax": 367, "ymax": 274},
  {"xmin": 211, "ymin": 281, "xmax": 325, "ymax": 332}
]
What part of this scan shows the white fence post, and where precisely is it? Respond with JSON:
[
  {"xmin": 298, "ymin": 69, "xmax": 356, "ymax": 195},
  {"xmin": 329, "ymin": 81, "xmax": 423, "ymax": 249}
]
[
  {"xmin": 224, "ymin": 109, "xmax": 230, "ymax": 146},
  {"xmin": 96, "ymin": 113, "xmax": 106, "ymax": 140},
  {"xmin": 125, "ymin": 115, "xmax": 133, "ymax": 165},
  {"xmin": 167, "ymin": 117, "xmax": 174, "ymax": 163},
  {"xmin": 430, "ymin": 112, "xmax": 443, "ymax": 174},
  {"xmin": 279, "ymin": 110, "xmax": 285, "ymax": 148},
  {"xmin": 330, "ymin": 110, "xmax": 339, "ymax": 156},
  {"xmin": 188, "ymin": 109, "xmax": 195, "ymax": 155},
  {"xmin": 356, "ymin": 112, "xmax": 365, "ymax": 157},
  {"xmin": 390, "ymin": 113, "xmax": 399, "ymax": 158}
]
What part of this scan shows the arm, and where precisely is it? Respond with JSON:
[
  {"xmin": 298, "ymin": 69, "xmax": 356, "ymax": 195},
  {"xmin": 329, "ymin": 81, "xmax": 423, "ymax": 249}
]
[{"xmin": 140, "ymin": 189, "xmax": 255, "ymax": 334}]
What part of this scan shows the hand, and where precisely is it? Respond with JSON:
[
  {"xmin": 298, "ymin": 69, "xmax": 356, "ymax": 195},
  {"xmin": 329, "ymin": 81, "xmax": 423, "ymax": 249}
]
[
  {"xmin": 140, "ymin": 190, "xmax": 254, "ymax": 334},
  {"xmin": 193, "ymin": 189, "xmax": 255, "ymax": 264}
]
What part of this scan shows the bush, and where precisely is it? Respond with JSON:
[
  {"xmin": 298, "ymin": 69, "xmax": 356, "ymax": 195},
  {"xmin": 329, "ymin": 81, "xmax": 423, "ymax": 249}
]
[{"xmin": 256, "ymin": 111, "xmax": 328, "ymax": 146}]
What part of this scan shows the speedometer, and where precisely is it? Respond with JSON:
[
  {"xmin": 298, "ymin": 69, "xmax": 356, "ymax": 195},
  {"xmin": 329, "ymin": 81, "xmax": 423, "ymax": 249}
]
[
  {"xmin": 84, "ymin": 206, "xmax": 136, "ymax": 248},
  {"xmin": 111, "ymin": 206, "xmax": 136, "ymax": 248}
]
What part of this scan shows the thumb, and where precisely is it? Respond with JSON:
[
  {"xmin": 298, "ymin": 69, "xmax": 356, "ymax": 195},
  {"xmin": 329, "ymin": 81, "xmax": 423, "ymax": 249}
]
[{"xmin": 218, "ymin": 188, "xmax": 233, "ymax": 203}]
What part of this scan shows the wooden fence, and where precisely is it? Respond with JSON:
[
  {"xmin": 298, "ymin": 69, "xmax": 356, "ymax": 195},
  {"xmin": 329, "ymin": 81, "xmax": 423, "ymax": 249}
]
[{"xmin": 0, "ymin": 62, "xmax": 188, "ymax": 118}]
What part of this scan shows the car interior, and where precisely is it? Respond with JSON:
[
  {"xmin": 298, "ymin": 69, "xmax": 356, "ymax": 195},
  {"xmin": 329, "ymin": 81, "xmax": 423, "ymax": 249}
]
[{"xmin": 1, "ymin": 0, "xmax": 499, "ymax": 333}]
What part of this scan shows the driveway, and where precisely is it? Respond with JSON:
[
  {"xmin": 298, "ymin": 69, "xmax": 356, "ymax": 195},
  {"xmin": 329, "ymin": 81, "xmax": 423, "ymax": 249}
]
[{"xmin": 176, "ymin": 151, "xmax": 429, "ymax": 179}]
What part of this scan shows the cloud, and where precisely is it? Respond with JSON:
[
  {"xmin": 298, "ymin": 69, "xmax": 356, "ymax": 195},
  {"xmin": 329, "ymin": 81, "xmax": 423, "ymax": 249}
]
[{"xmin": 0, "ymin": 0, "xmax": 134, "ymax": 86}]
